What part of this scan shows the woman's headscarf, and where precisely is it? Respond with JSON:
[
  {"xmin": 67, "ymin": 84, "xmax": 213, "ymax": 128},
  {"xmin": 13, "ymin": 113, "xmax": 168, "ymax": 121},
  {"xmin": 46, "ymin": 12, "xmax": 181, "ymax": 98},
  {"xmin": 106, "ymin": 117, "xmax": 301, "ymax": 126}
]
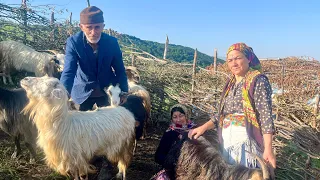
[
  {"xmin": 226, "ymin": 43, "xmax": 261, "ymax": 71},
  {"xmin": 168, "ymin": 104, "xmax": 195, "ymax": 132},
  {"xmin": 170, "ymin": 104, "xmax": 190, "ymax": 120}
]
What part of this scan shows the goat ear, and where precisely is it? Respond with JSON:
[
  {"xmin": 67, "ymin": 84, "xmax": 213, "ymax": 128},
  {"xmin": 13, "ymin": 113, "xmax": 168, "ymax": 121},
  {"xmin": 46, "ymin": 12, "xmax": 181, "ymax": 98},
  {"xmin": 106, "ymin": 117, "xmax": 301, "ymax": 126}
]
[{"xmin": 51, "ymin": 89, "xmax": 64, "ymax": 99}]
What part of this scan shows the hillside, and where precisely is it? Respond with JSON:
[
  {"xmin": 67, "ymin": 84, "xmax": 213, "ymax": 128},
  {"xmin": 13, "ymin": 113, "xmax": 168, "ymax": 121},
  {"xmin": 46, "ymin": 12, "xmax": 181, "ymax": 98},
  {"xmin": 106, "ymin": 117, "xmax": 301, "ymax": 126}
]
[{"xmin": 106, "ymin": 29, "xmax": 224, "ymax": 67}]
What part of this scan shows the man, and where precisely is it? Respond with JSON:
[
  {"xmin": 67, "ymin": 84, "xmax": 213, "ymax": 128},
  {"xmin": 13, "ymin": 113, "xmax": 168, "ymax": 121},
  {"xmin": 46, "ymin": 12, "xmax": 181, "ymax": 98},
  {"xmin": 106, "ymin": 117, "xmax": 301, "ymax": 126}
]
[{"xmin": 60, "ymin": 6, "xmax": 128, "ymax": 111}]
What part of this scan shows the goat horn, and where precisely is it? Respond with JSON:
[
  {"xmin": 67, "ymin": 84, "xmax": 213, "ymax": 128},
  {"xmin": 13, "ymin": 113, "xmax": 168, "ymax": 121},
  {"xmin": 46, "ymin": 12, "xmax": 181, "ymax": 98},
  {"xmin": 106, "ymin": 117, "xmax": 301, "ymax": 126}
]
[
  {"xmin": 245, "ymin": 150, "xmax": 270, "ymax": 180},
  {"xmin": 38, "ymin": 50, "xmax": 59, "ymax": 55}
]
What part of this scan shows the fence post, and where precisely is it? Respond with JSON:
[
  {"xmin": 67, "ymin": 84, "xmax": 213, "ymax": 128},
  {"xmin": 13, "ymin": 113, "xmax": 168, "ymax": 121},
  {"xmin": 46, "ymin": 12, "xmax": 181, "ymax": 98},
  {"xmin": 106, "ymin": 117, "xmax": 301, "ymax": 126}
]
[
  {"xmin": 69, "ymin": 12, "xmax": 72, "ymax": 25},
  {"xmin": 191, "ymin": 48, "xmax": 197, "ymax": 104},
  {"xmin": 163, "ymin": 35, "xmax": 169, "ymax": 60},
  {"xmin": 131, "ymin": 54, "xmax": 135, "ymax": 67},
  {"xmin": 50, "ymin": 11, "xmax": 55, "ymax": 42},
  {"xmin": 67, "ymin": 12, "xmax": 73, "ymax": 37},
  {"xmin": 213, "ymin": 48, "xmax": 217, "ymax": 74},
  {"xmin": 21, "ymin": 0, "xmax": 27, "ymax": 44},
  {"xmin": 281, "ymin": 58, "xmax": 285, "ymax": 94},
  {"xmin": 312, "ymin": 94, "xmax": 319, "ymax": 128}
]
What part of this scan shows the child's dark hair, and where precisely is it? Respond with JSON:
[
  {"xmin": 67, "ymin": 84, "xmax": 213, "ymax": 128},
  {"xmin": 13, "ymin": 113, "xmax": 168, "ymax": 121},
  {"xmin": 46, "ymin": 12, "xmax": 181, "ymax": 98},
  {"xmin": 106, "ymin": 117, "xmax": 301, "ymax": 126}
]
[{"xmin": 171, "ymin": 107, "xmax": 185, "ymax": 119}]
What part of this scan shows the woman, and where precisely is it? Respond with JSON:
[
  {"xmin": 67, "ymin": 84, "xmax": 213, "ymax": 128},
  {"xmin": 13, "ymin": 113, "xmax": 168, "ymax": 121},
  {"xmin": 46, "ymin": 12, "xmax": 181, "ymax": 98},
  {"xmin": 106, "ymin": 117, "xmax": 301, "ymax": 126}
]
[
  {"xmin": 152, "ymin": 104, "xmax": 196, "ymax": 180},
  {"xmin": 188, "ymin": 43, "xmax": 276, "ymax": 169}
]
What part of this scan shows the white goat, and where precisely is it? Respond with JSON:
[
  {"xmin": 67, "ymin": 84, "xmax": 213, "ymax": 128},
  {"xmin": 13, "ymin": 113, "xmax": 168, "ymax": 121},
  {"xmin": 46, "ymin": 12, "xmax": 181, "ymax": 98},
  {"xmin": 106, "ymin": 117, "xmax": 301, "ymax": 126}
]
[
  {"xmin": 20, "ymin": 76, "xmax": 136, "ymax": 180},
  {"xmin": 0, "ymin": 40, "xmax": 61, "ymax": 84}
]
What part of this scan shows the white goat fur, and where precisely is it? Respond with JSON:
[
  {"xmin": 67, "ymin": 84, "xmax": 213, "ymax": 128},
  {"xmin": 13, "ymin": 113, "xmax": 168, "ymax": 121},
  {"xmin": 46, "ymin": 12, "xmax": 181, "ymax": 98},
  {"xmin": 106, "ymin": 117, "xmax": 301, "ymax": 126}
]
[
  {"xmin": 0, "ymin": 40, "xmax": 58, "ymax": 84},
  {"xmin": 21, "ymin": 76, "xmax": 136, "ymax": 179}
]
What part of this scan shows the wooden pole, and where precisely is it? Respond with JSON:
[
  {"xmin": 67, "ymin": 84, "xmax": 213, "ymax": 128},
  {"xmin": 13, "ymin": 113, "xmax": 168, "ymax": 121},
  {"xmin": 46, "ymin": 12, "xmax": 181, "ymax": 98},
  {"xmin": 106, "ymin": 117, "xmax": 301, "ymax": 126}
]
[
  {"xmin": 50, "ymin": 11, "xmax": 54, "ymax": 25},
  {"xmin": 50, "ymin": 11, "xmax": 55, "ymax": 41},
  {"xmin": 21, "ymin": 0, "xmax": 27, "ymax": 44},
  {"xmin": 131, "ymin": 54, "xmax": 135, "ymax": 67},
  {"xmin": 87, "ymin": 0, "xmax": 91, "ymax": 7},
  {"xmin": 312, "ymin": 94, "xmax": 319, "ymax": 128},
  {"xmin": 281, "ymin": 58, "xmax": 285, "ymax": 94},
  {"xmin": 67, "ymin": 12, "xmax": 73, "ymax": 36},
  {"xmin": 314, "ymin": 94, "xmax": 319, "ymax": 115},
  {"xmin": 213, "ymin": 48, "xmax": 217, "ymax": 74},
  {"xmin": 69, "ymin": 12, "xmax": 72, "ymax": 25},
  {"xmin": 163, "ymin": 35, "xmax": 169, "ymax": 60},
  {"xmin": 191, "ymin": 48, "xmax": 197, "ymax": 104}
]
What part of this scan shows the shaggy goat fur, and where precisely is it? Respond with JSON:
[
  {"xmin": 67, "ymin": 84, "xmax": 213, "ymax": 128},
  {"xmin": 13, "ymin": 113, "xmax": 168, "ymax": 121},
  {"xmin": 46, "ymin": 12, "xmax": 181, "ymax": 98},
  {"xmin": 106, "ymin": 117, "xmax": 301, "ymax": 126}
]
[
  {"xmin": 0, "ymin": 40, "xmax": 61, "ymax": 84},
  {"xmin": 21, "ymin": 76, "xmax": 136, "ymax": 180},
  {"xmin": 175, "ymin": 134, "xmax": 274, "ymax": 180},
  {"xmin": 106, "ymin": 84, "xmax": 148, "ymax": 140},
  {"xmin": 0, "ymin": 87, "xmax": 37, "ymax": 163}
]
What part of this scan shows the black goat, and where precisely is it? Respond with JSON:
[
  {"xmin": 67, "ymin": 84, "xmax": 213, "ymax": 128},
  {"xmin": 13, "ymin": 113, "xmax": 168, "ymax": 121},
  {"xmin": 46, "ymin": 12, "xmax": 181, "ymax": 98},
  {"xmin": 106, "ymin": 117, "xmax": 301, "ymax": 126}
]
[
  {"xmin": 120, "ymin": 94, "xmax": 147, "ymax": 140},
  {"xmin": 0, "ymin": 87, "xmax": 37, "ymax": 163}
]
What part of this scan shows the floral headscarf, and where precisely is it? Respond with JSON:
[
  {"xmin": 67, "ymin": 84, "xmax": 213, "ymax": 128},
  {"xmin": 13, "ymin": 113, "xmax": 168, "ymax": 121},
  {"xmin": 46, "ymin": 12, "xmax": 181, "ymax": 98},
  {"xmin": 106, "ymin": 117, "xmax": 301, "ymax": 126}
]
[
  {"xmin": 227, "ymin": 42, "xmax": 261, "ymax": 71},
  {"xmin": 167, "ymin": 104, "xmax": 196, "ymax": 133}
]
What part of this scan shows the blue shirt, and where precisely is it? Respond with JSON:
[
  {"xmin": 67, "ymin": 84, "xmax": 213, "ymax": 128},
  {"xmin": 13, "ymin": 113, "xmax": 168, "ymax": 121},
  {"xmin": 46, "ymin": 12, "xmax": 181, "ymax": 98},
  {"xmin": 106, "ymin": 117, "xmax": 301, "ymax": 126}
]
[{"xmin": 60, "ymin": 31, "xmax": 128, "ymax": 104}]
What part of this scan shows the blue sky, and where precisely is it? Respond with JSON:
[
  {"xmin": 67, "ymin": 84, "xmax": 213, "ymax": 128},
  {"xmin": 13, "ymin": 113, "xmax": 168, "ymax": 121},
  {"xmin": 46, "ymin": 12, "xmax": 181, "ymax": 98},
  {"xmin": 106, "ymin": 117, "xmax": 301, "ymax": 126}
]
[{"xmin": 3, "ymin": 0, "xmax": 320, "ymax": 60}]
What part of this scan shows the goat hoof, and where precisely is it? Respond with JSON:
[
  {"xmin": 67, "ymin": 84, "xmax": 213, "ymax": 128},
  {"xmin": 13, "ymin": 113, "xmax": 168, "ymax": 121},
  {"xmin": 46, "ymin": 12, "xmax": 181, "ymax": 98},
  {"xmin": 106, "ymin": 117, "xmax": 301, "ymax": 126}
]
[
  {"xmin": 115, "ymin": 172, "xmax": 123, "ymax": 180},
  {"xmin": 29, "ymin": 158, "xmax": 36, "ymax": 164},
  {"xmin": 11, "ymin": 151, "xmax": 21, "ymax": 159},
  {"xmin": 79, "ymin": 175, "xmax": 88, "ymax": 180},
  {"xmin": 97, "ymin": 165, "xmax": 113, "ymax": 180}
]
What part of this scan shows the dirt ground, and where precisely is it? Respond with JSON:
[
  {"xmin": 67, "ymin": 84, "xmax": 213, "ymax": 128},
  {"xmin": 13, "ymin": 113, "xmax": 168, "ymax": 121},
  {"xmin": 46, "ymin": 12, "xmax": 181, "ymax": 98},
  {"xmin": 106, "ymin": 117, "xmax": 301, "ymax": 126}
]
[{"xmin": 0, "ymin": 126, "xmax": 166, "ymax": 180}]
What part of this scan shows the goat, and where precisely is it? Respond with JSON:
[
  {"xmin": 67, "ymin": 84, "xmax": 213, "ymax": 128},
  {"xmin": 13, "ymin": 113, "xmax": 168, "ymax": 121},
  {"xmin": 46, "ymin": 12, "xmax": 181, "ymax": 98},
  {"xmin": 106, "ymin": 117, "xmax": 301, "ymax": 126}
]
[
  {"xmin": 125, "ymin": 66, "xmax": 140, "ymax": 83},
  {"xmin": 0, "ymin": 87, "xmax": 37, "ymax": 163},
  {"xmin": 105, "ymin": 84, "xmax": 147, "ymax": 140},
  {"xmin": 108, "ymin": 66, "xmax": 152, "ymax": 139},
  {"xmin": 175, "ymin": 134, "xmax": 274, "ymax": 180},
  {"xmin": 20, "ymin": 76, "xmax": 136, "ymax": 180},
  {"xmin": 0, "ymin": 40, "xmax": 62, "ymax": 84},
  {"xmin": 38, "ymin": 49, "xmax": 65, "ymax": 72},
  {"xmin": 129, "ymin": 81, "xmax": 151, "ymax": 139}
]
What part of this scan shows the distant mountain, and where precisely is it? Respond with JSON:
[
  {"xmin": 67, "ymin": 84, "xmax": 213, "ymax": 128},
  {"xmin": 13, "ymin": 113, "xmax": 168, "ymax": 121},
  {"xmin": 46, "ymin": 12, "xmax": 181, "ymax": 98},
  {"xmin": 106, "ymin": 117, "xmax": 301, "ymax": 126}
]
[{"xmin": 111, "ymin": 31, "xmax": 224, "ymax": 67}]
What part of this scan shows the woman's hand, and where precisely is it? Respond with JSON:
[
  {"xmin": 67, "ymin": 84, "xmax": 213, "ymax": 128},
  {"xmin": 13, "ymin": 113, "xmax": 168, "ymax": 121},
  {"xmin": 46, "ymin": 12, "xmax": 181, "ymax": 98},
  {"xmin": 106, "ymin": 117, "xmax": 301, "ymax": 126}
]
[
  {"xmin": 188, "ymin": 126, "xmax": 206, "ymax": 139},
  {"xmin": 263, "ymin": 134, "xmax": 276, "ymax": 169},
  {"xmin": 263, "ymin": 149, "xmax": 276, "ymax": 169},
  {"xmin": 188, "ymin": 120, "xmax": 215, "ymax": 139}
]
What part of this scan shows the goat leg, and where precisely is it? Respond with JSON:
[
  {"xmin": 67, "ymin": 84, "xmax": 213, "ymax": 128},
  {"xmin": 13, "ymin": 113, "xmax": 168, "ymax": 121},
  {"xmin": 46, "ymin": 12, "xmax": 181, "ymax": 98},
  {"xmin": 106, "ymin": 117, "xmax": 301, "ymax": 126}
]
[
  {"xmin": 11, "ymin": 135, "xmax": 22, "ymax": 159},
  {"xmin": 2, "ymin": 76, "xmax": 7, "ymax": 85},
  {"xmin": 7, "ymin": 75, "xmax": 14, "ymax": 85},
  {"xmin": 80, "ymin": 174, "xmax": 88, "ymax": 180},
  {"xmin": 25, "ymin": 142, "xmax": 37, "ymax": 164}
]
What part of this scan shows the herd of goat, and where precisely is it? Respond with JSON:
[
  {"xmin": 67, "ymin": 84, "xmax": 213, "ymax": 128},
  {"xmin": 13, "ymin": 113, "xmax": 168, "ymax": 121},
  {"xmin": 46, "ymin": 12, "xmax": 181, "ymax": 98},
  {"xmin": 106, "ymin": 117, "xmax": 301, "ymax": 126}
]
[{"xmin": 0, "ymin": 40, "xmax": 274, "ymax": 180}]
